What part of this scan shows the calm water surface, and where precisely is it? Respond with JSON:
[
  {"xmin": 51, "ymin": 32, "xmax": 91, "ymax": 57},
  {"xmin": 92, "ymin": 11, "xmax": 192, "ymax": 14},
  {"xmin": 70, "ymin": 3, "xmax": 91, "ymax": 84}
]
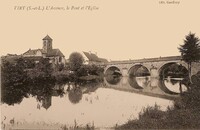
[{"xmin": 1, "ymin": 79, "xmax": 174, "ymax": 128}]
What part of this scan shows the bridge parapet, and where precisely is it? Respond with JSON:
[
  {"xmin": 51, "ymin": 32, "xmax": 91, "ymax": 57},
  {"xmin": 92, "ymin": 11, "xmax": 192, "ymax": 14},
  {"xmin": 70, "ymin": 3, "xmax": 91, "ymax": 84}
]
[{"xmin": 106, "ymin": 56, "xmax": 182, "ymax": 65}]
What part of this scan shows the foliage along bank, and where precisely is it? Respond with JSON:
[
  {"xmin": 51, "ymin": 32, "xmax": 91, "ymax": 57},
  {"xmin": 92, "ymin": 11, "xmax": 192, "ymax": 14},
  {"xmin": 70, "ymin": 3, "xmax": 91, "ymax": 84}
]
[{"xmin": 1, "ymin": 55, "xmax": 104, "ymax": 105}]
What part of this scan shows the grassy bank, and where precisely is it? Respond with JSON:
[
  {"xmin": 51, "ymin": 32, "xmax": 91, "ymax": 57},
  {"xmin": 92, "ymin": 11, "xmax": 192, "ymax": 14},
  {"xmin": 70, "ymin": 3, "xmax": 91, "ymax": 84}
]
[
  {"xmin": 2, "ymin": 122, "xmax": 96, "ymax": 130},
  {"xmin": 116, "ymin": 72, "xmax": 200, "ymax": 129},
  {"xmin": 116, "ymin": 104, "xmax": 200, "ymax": 129}
]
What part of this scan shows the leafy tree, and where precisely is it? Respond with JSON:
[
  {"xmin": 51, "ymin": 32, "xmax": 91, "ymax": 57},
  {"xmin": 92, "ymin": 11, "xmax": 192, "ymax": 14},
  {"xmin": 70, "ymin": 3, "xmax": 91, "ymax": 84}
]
[
  {"xmin": 57, "ymin": 63, "xmax": 64, "ymax": 71},
  {"xmin": 68, "ymin": 52, "xmax": 84, "ymax": 71},
  {"xmin": 76, "ymin": 65, "xmax": 88, "ymax": 77},
  {"xmin": 35, "ymin": 58, "xmax": 53, "ymax": 77},
  {"xmin": 23, "ymin": 58, "xmax": 36, "ymax": 69},
  {"xmin": 178, "ymin": 32, "xmax": 200, "ymax": 78},
  {"xmin": 86, "ymin": 64, "xmax": 104, "ymax": 76},
  {"xmin": 1, "ymin": 58, "xmax": 28, "ymax": 86}
]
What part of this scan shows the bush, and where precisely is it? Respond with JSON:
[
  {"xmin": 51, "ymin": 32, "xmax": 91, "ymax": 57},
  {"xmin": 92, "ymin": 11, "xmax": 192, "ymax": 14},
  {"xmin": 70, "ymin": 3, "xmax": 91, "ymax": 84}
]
[
  {"xmin": 138, "ymin": 104, "xmax": 164, "ymax": 120},
  {"xmin": 174, "ymin": 71, "xmax": 200, "ymax": 110},
  {"xmin": 116, "ymin": 104, "xmax": 166, "ymax": 129}
]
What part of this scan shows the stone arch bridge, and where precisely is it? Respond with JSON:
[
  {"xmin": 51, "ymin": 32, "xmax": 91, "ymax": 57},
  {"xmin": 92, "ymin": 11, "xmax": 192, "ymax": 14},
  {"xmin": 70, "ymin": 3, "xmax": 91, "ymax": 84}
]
[{"xmin": 101, "ymin": 56, "xmax": 200, "ymax": 100}]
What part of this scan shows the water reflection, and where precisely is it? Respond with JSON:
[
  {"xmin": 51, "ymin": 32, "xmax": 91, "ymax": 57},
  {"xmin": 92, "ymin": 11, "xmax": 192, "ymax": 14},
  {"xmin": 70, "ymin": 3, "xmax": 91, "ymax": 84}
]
[
  {"xmin": 1, "ymin": 84, "xmax": 29, "ymax": 105},
  {"xmin": 128, "ymin": 65, "xmax": 150, "ymax": 89},
  {"xmin": 37, "ymin": 95, "xmax": 52, "ymax": 110},
  {"xmin": 107, "ymin": 75, "xmax": 188, "ymax": 94},
  {"xmin": 105, "ymin": 75, "xmax": 121, "ymax": 85},
  {"xmin": 164, "ymin": 78, "xmax": 187, "ymax": 93},
  {"xmin": 68, "ymin": 86, "xmax": 83, "ymax": 104},
  {"xmin": 128, "ymin": 76, "xmax": 150, "ymax": 89},
  {"xmin": 1, "ymin": 91, "xmax": 172, "ymax": 128},
  {"xmin": 1, "ymin": 80, "xmax": 172, "ymax": 128}
]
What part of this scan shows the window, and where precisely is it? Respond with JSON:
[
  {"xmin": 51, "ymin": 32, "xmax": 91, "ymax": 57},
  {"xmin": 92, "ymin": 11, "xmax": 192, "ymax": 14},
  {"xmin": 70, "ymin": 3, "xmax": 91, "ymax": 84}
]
[{"xmin": 59, "ymin": 57, "xmax": 62, "ymax": 62}]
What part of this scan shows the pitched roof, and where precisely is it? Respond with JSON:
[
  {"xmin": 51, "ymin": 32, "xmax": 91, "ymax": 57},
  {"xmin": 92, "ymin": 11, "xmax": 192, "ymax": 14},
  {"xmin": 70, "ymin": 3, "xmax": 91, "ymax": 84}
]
[
  {"xmin": 83, "ymin": 51, "xmax": 108, "ymax": 63},
  {"xmin": 23, "ymin": 49, "xmax": 45, "ymax": 55},
  {"xmin": 83, "ymin": 52, "xmax": 97, "ymax": 61},
  {"xmin": 23, "ymin": 48, "xmax": 64, "ymax": 57},
  {"xmin": 42, "ymin": 35, "xmax": 52, "ymax": 40},
  {"xmin": 46, "ymin": 49, "xmax": 65, "ymax": 57}
]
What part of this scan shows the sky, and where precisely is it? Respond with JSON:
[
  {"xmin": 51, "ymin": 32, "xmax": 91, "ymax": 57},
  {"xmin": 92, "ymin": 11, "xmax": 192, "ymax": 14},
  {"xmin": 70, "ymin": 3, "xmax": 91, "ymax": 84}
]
[{"xmin": 0, "ymin": 0, "xmax": 200, "ymax": 61}]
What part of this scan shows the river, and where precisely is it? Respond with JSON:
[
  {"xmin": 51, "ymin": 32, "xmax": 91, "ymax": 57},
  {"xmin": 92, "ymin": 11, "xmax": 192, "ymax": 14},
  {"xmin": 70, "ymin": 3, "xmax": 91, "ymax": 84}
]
[{"xmin": 1, "ymin": 76, "xmax": 182, "ymax": 129}]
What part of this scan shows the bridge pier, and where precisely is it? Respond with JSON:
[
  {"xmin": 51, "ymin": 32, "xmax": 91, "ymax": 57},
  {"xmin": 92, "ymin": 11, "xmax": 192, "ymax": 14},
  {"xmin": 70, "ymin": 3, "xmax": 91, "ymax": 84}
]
[
  {"xmin": 149, "ymin": 67, "xmax": 160, "ymax": 87},
  {"xmin": 121, "ymin": 68, "xmax": 128, "ymax": 77}
]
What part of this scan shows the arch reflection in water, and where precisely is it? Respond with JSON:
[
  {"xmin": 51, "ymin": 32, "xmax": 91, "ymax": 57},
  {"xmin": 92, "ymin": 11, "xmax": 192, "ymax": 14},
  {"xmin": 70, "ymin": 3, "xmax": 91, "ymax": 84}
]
[
  {"xmin": 105, "ymin": 66, "xmax": 122, "ymax": 85},
  {"xmin": 163, "ymin": 78, "xmax": 187, "ymax": 93},
  {"xmin": 159, "ymin": 62, "xmax": 189, "ymax": 94},
  {"xmin": 128, "ymin": 65, "xmax": 150, "ymax": 89},
  {"xmin": 105, "ymin": 75, "xmax": 122, "ymax": 85}
]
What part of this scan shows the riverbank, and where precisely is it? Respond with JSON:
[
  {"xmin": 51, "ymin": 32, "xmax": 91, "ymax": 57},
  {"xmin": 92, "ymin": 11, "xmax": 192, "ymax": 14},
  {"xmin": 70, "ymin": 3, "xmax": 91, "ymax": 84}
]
[
  {"xmin": 2, "ymin": 123, "xmax": 115, "ymax": 130},
  {"xmin": 1, "ymin": 56, "xmax": 104, "ymax": 84},
  {"xmin": 116, "ymin": 105, "xmax": 200, "ymax": 129},
  {"xmin": 116, "ymin": 72, "xmax": 200, "ymax": 129},
  {"xmin": 1, "ymin": 122, "xmax": 97, "ymax": 130}
]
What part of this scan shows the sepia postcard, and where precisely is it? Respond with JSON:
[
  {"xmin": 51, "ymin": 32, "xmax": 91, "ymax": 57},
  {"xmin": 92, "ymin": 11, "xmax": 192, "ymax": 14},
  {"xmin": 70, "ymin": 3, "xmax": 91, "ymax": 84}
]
[{"xmin": 1, "ymin": 0, "xmax": 200, "ymax": 130}]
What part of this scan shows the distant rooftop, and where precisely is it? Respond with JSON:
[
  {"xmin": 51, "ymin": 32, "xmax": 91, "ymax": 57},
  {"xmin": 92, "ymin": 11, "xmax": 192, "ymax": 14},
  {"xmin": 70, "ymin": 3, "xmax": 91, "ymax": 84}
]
[
  {"xmin": 46, "ymin": 49, "xmax": 64, "ymax": 57},
  {"xmin": 23, "ymin": 49, "xmax": 45, "ymax": 55},
  {"xmin": 23, "ymin": 48, "xmax": 64, "ymax": 57},
  {"xmin": 83, "ymin": 51, "xmax": 108, "ymax": 63}
]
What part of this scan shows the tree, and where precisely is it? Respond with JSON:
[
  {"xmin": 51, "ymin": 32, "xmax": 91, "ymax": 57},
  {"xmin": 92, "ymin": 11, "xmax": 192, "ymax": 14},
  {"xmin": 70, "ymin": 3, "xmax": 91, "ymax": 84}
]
[
  {"xmin": 35, "ymin": 58, "xmax": 53, "ymax": 76},
  {"xmin": 68, "ymin": 52, "xmax": 84, "ymax": 71},
  {"xmin": 1, "ymin": 58, "xmax": 28, "ymax": 86},
  {"xmin": 178, "ymin": 32, "xmax": 200, "ymax": 79}
]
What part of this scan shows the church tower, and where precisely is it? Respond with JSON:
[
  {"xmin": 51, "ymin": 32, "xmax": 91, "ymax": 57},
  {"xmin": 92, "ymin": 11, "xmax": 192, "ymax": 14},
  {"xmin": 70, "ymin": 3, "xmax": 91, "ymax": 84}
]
[{"xmin": 42, "ymin": 35, "xmax": 52, "ymax": 53}]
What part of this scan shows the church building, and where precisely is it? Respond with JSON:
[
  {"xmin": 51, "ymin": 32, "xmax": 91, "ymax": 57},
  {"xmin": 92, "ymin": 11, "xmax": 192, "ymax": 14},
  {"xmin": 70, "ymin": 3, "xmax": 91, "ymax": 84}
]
[{"xmin": 23, "ymin": 35, "xmax": 65, "ymax": 65}]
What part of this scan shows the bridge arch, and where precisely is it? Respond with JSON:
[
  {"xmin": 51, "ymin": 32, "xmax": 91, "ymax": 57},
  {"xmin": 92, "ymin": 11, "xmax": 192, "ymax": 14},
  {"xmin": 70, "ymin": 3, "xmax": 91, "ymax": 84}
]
[
  {"xmin": 104, "ymin": 66, "xmax": 122, "ymax": 85},
  {"xmin": 128, "ymin": 64, "xmax": 151, "ymax": 89},
  {"xmin": 104, "ymin": 65, "xmax": 121, "ymax": 76},
  {"xmin": 158, "ymin": 62, "xmax": 189, "ymax": 94},
  {"xmin": 128, "ymin": 64, "xmax": 150, "ymax": 75}
]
